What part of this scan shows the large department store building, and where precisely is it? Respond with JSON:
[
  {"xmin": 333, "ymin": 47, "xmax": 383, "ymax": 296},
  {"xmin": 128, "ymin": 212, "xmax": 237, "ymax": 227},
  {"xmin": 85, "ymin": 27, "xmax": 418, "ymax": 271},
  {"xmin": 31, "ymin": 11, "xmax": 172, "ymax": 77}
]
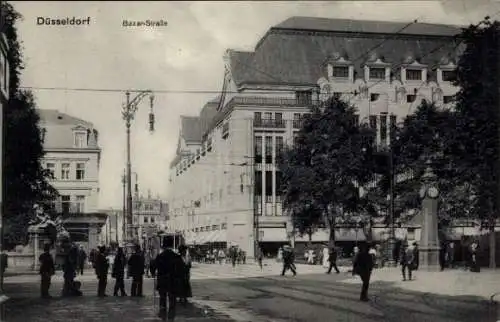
[{"xmin": 168, "ymin": 17, "xmax": 464, "ymax": 258}]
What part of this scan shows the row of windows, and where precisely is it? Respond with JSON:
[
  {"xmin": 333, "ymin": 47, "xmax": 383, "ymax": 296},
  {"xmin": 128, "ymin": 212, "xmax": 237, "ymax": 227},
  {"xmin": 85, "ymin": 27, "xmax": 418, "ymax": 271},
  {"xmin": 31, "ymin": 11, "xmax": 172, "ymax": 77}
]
[
  {"xmin": 55, "ymin": 195, "xmax": 86, "ymax": 213},
  {"xmin": 175, "ymin": 138, "xmax": 213, "ymax": 176},
  {"xmin": 369, "ymin": 114, "xmax": 396, "ymax": 143},
  {"xmin": 254, "ymin": 195, "xmax": 285, "ymax": 216},
  {"xmin": 134, "ymin": 203, "xmax": 158, "ymax": 211},
  {"xmin": 186, "ymin": 223, "xmax": 227, "ymax": 233},
  {"xmin": 254, "ymin": 112, "xmax": 311, "ymax": 129},
  {"xmin": 331, "ymin": 66, "xmax": 455, "ymax": 82},
  {"xmin": 133, "ymin": 216, "xmax": 157, "ymax": 224},
  {"xmin": 254, "ymin": 170, "xmax": 284, "ymax": 196},
  {"xmin": 45, "ymin": 161, "xmax": 86, "ymax": 180},
  {"xmin": 364, "ymin": 93, "xmax": 453, "ymax": 104}
]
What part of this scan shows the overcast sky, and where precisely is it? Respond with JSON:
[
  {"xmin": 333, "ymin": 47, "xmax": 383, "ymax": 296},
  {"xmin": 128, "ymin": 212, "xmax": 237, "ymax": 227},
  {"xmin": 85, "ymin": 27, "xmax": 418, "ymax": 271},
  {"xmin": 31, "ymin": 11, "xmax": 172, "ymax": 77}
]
[{"xmin": 10, "ymin": 0, "xmax": 499, "ymax": 209}]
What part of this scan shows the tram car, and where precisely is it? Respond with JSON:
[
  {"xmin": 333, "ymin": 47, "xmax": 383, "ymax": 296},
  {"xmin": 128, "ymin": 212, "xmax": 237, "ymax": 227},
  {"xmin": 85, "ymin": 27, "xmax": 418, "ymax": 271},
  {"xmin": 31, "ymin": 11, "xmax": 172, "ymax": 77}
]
[{"xmin": 146, "ymin": 231, "xmax": 185, "ymax": 257}]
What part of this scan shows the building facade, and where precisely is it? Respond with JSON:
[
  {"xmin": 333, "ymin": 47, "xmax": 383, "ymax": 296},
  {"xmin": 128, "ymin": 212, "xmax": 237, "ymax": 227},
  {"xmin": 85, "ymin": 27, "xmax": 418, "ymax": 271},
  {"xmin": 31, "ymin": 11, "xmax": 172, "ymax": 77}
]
[
  {"xmin": 131, "ymin": 193, "xmax": 168, "ymax": 241},
  {"xmin": 39, "ymin": 109, "xmax": 106, "ymax": 252},
  {"xmin": 99, "ymin": 209, "xmax": 124, "ymax": 245},
  {"xmin": 168, "ymin": 17, "xmax": 463, "ymax": 258}
]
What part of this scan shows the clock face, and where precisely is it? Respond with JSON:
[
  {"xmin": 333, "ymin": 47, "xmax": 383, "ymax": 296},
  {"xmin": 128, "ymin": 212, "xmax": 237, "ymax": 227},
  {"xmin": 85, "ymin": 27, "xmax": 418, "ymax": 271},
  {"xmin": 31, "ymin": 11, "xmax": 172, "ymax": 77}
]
[
  {"xmin": 427, "ymin": 187, "xmax": 439, "ymax": 198},
  {"xmin": 419, "ymin": 187, "xmax": 426, "ymax": 198}
]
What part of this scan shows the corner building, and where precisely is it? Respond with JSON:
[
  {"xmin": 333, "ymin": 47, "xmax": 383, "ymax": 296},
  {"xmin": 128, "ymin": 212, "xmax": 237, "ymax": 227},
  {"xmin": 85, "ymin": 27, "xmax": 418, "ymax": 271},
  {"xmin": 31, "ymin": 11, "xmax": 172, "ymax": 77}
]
[
  {"xmin": 168, "ymin": 17, "xmax": 462, "ymax": 259},
  {"xmin": 38, "ymin": 110, "xmax": 106, "ymax": 252}
]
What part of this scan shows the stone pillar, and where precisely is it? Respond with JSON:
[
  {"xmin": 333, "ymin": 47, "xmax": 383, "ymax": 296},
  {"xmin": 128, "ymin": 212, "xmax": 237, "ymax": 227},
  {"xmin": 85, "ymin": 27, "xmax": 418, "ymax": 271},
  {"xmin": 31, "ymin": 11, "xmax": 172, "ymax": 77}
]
[{"xmin": 418, "ymin": 163, "xmax": 441, "ymax": 271}]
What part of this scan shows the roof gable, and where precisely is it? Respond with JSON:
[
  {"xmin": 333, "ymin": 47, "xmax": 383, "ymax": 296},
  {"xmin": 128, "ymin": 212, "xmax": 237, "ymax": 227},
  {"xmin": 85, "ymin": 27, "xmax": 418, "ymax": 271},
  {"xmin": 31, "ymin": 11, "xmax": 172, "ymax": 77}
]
[{"xmin": 38, "ymin": 109, "xmax": 93, "ymax": 128}]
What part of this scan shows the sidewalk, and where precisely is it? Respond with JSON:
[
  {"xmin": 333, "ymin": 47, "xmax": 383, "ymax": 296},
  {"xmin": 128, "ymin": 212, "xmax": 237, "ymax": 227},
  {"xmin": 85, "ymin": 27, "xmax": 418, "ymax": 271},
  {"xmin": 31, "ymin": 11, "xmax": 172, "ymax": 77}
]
[{"xmin": 341, "ymin": 266, "xmax": 500, "ymax": 302}]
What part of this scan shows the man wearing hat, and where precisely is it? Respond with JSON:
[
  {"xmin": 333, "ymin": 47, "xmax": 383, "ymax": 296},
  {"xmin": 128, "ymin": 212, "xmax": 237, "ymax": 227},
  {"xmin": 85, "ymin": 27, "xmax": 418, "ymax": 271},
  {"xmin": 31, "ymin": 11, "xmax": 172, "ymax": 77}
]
[
  {"xmin": 39, "ymin": 243, "xmax": 55, "ymax": 298},
  {"xmin": 94, "ymin": 245, "xmax": 109, "ymax": 297},
  {"xmin": 155, "ymin": 235, "xmax": 185, "ymax": 320},
  {"xmin": 128, "ymin": 244, "xmax": 145, "ymax": 297},
  {"xmin": 280, "ymin": 245, "xmax": 297, "ymax": 276}
]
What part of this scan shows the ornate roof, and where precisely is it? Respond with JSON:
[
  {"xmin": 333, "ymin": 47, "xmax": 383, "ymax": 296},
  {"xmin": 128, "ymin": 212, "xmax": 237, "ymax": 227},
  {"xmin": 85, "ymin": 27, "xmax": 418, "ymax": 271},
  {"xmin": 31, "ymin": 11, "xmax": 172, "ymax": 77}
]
[{"xmin": 228, "ymin": 17, "xmax": 463, "ymax": 87}]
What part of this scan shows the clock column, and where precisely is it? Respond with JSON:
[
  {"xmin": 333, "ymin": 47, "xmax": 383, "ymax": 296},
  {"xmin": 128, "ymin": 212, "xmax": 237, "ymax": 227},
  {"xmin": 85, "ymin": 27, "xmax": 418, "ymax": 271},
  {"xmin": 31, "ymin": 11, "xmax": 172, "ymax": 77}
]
[{"xmin": 418, "ymin": 161, "xmax": 441, "ymax": 271}]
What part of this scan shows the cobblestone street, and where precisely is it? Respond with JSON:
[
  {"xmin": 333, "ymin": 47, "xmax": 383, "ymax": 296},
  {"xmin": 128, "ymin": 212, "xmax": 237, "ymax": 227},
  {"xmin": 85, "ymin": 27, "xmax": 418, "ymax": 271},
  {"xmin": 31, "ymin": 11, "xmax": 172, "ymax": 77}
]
[
  {"xmin": 3, "ymin": 265, "xmax": 500, "ymax": 322},
  {"xmin": 3, "ymin": 276, "xmax": 232, "ymax": 322}
]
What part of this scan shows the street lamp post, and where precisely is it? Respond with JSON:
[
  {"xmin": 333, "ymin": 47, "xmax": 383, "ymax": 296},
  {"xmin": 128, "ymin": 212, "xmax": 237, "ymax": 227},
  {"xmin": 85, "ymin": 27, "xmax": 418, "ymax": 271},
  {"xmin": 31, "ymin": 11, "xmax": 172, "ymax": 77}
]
[
  {"xmin": 115, "ymin": 210, "xmax": 118, "ymax": 242},
  {"xmin": 122, "ymin": 90, "xmax": 155, "ymax": 243},
  {"xmin": 387, "ymin": 146, "xmax": 396, "ymax": 266},
  {"xmin": 386, "ymin": 134, "xmax": 401, "ymax": 267},
  {"xmin": 121, "ymin": 169, "xmax": 126, "ymax": 243}
]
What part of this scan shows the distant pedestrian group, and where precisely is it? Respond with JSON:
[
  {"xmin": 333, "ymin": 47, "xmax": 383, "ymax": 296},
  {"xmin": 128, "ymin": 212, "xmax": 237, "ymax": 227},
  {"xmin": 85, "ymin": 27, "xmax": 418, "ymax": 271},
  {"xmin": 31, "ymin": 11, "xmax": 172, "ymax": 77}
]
[{"xmin": 37, "ymin": 239, "xmax": 193, "ymax": 321}]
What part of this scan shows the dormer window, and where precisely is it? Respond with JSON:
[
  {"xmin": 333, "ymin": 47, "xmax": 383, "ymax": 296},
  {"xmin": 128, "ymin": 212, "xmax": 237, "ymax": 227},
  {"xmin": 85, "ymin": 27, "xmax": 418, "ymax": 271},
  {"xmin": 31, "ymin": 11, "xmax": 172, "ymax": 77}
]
[
  {"xmin": 74, "ymin": 131, "xmax": 86, "ymax": 148},
  {"xmin": 332, "ymin": 66, "xmax": 349, "ymax": 78},
  {"xmin": 326, "ymin": 52, "xmax": 353, "ymax": 81},
  {"xmin": 369, "ymin": 67, "xmax": 386, "ymax": 80},
  {"xmin": 406, "ymin": 69, "xmax": 422, "ymax": 81},
  {"xmin": 441, "ymin": 70, "xmax": 456, "ymax": 82}
]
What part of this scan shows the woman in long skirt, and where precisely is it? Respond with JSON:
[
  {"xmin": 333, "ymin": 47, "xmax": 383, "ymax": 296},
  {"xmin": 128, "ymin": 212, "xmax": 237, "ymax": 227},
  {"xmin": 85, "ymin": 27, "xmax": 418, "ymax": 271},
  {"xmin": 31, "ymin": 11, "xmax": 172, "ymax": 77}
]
[{"xmin": 178, "ymin": 245, "xmax": 192, "ymax": 305}]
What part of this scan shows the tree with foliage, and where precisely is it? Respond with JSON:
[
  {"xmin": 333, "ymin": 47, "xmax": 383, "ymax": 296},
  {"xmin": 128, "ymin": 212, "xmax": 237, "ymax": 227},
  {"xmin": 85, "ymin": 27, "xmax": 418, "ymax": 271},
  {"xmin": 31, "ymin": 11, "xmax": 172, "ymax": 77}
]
[
  {"xmin": 389, "ymin": 100, "xmax": 474, "ymax": 226},
  {"xmin": 281, "ymin": 97, "xmax": 376, "ymax": 244},
  {"xmin": 2, "ymin": 2, "xmax": 58, "ymax": 248},
  {"xmin": 448, "ymin": 18, "xmax": 500, "ymax": 268}
]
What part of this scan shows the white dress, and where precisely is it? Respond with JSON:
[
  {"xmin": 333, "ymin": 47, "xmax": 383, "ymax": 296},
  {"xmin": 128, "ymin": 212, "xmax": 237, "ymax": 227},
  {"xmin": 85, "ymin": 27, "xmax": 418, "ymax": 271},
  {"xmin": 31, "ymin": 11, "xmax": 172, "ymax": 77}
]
[{"xmin": 322, "ymin": 247, "xmax": 329, "ymax": 268}]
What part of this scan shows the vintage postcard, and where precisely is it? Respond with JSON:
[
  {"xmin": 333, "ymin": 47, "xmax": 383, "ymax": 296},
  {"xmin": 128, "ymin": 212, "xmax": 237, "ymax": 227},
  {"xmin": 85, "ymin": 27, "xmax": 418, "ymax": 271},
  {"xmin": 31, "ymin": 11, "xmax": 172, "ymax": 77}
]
[{"xmin": 0, "ymin": 1, "xmax": 499, "ymax": 321}]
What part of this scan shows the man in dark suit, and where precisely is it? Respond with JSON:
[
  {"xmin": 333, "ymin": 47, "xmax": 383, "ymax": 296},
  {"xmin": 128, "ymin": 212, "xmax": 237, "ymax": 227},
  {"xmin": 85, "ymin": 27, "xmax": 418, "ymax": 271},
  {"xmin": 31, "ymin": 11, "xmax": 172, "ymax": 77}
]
[
  {"xmin": 280, "ymin": 245, "xmax": 297, "ymax": 276},
  {"xmin": 39, "ymin": 243, "xmax": 55, "ymax": 298},
  {"xmin": 326, "ymin": 246, "xmax": 340, "ymax": 274},
  {"xmin": 353, "ymin": 243, "xmax": 374, "ymax": 301},
  {"xmin": 155, "ymin": 236, "xmax": 185, "ymax": 321},
  {"xmin": 128, "ymin": 244, "xmax": 145, "ymax": 297},
  {"xmin": 94, "ymin": 245, "xmax": 109, "ymax": 297}
]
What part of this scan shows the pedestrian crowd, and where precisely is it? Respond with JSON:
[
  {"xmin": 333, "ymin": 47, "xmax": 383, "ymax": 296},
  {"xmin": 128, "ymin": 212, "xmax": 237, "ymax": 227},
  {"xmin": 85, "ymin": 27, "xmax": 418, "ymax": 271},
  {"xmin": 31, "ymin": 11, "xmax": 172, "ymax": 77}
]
[
  {"xmin": 190, "ymin": 246, "xmax": 246, "ymax": 266},
  {"xmin": 37, "ymin": 236, "xmax": 193, "ymax": 321},
  {"xmin": 35, "ymin": 236, "xmax": 487, "ymax": 320}
]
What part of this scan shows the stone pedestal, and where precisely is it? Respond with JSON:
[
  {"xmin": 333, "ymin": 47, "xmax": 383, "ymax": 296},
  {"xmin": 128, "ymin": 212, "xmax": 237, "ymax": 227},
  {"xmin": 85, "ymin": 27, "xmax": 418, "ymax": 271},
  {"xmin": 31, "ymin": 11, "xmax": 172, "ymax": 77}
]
[
  {"xmin": 385, "ymin": 237, "xmax": 398, "ymax": 267},
  {"xmin": 29, "ymin": 230, "xmax": 40, "ymax": 271}
]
